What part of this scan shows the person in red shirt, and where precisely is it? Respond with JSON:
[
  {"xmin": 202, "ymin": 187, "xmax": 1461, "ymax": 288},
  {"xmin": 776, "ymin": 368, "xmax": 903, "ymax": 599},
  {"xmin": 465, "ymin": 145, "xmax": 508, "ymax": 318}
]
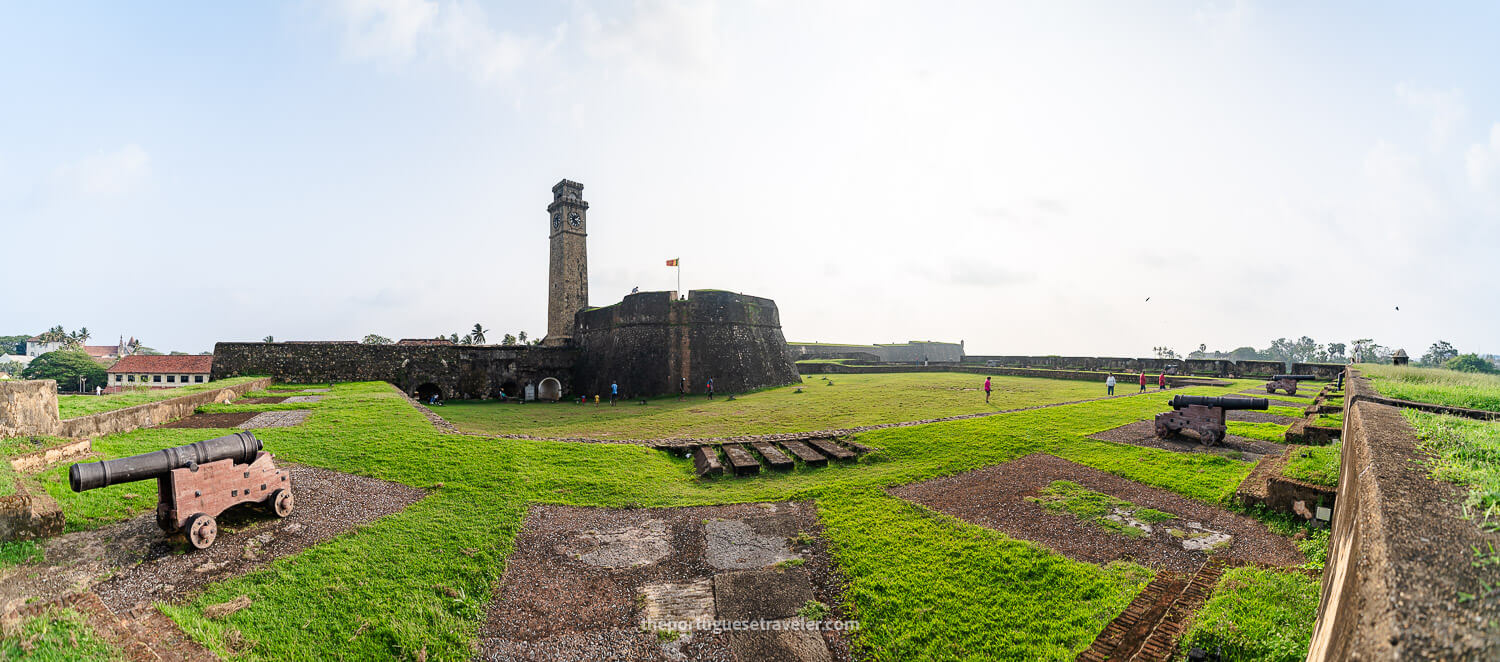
[
  {"xmin": 1158, "ymin": 372, "xmax": 1166, "ymax": 390},
  {"xmin": 983, "ymin": 376, "xmax": 992, "ymax": 403},
  {"xmin": 1138, "ymin": 371, "xmax": 1147, "ymax": 393}
]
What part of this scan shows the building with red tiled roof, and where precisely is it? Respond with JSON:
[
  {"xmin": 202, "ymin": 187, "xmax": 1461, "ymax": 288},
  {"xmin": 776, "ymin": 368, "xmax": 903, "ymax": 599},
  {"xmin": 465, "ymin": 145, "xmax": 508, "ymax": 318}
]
[{"xmin": 106, "ymin": 355, "xmax": 214, "ymax": 389}]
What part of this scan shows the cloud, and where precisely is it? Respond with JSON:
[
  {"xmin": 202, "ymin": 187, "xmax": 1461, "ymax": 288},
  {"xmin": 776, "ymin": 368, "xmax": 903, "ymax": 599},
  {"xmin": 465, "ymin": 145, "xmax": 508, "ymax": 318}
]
[
  {"xmin": 331, "ymin": 0, "xmax": 538, "ymax": 84},
  {"xmin": 1396, "ymin": 82, "xmax": 1468, "ymax": 148},
  {"xmin": 574, "ymin": 1, "xmax": 721, "ymax": 81},
  {"xmin": 1465, "ymin": 123, "xmax": 1500, "ymax": 192},
  {"xmin": 52, "ymin": 144, "xmax": 150, "ymax": 196},
  {"xmin": 946, "ymin": 258, "xmax": 1032, "ymax": 288}
]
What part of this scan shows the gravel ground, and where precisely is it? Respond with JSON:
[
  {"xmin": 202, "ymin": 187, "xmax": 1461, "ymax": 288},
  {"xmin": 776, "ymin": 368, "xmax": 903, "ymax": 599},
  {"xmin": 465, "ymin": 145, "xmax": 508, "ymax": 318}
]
[
  {"xmin": 476, "ymin": 502, "xmax": 852, "ymax": 662},
  {"xmin": 0, "ymin": 464, "xmax": 426, "ymax": 617},
  {"xmin": 240, "ymin": 409, "xmax": 311, "ymax": 429},
  {"xmin": 235, "ymin": 397, "xmax": 289, "ymax": 405},
  {"xmin": 280, "ymin": 395, "xmax": 324, "ymax": 404},
  {"xmin": 1089, "ymin": 420, "xmax": 1287, "ymax": 462},
  {"xmin": 888, "ymin": 452, "xmax": 1304, "ymax": 573}
]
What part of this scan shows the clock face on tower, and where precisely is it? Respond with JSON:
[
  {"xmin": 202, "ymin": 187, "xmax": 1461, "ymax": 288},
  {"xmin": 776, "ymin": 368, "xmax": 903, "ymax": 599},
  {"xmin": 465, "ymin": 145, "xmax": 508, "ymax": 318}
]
[
  {"xmin": 569, "ymin": 211, "xmax": 582, "ymax": 228},
  {"xmin": 552, "ymin": 213, "xmax": 561, "ymax": 231}
]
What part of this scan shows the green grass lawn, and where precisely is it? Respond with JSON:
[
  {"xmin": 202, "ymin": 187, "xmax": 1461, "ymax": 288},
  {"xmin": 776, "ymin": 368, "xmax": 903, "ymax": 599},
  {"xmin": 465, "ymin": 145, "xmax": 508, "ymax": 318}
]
[
  {"xmin": 55, "ymin": 376, "xmax": 263, "ymax": 419},
  {"xmin": 1405, "ymin": 411, "xmax": 1500, "ymax": 528},
  {"xmin": 1027, "ymin": 480, "xmax": 1174, "ymax": 538},
  {"xmin": 1266, "ymin": 405, "xmax": 1305, "ymax": 419},
  {"xmin": 1283, "ymin": 444, "xmax": 1341, "ymax": 487},
  {"xmin": 1360, "ymin": 363, "xmax": 1500, "ymax": 412},
  {"xmin": 0, "ymin": 607, "xmax": 120, "ymax": 661},
  {"xmin": 1178, "ymin": 567, "xmax": 1321, "ymax": 662},
  {"xmin": 18, "ymin": 376, "xmax": 1315, "ymax": 660},
  {"xmin": 436, "ymin": 372, "xmax": 1123, "ymax": 439},
  {"xmin": 1225, "ymin": 421, "xmax": 1291, "ymax": 443}
]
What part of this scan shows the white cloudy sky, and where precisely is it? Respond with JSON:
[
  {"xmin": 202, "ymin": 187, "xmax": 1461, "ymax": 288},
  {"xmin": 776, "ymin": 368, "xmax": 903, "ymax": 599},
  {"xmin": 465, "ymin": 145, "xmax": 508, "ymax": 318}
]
[{"xmin": 2, "ymin": 1, "xmax": 1497, "ymax": 356}]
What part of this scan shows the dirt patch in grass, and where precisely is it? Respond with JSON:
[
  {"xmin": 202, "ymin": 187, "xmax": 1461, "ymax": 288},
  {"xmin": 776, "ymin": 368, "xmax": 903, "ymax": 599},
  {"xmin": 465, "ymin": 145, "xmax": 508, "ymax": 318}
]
[
  {"xmin": 1089, "ymin": 420, "xmax": 1287, "ymax": 462},
  {"xmin": 158, "ymin": 410, "xmax": 311, "ymax": 430},
  {"xmin": 887, "ymin": 453, "xmax": 1303, "ymax": 573},
  {"xmin": 0, "ymin": 464, "xmax": 426, "ymax": 617},
  {"xmin": 234, "ymin": 397, "xmax": 289, "ymax": 405},
  {"xmin": 476, "ymin": 502, "xmax": 851, "ymax": 661},
  {"xmin": 160, "ymin": 412, "xmax": 258, "ymax": 429}
]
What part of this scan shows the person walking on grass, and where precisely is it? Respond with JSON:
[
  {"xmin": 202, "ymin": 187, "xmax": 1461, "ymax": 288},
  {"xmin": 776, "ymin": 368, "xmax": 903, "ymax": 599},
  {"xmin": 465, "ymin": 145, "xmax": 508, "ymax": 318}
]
[
  {"xmin": 1106, "ymin": 373, "xmax": 1116, "ymax": 396},
  {"xmin": 679, "ymin": 377, "xmax": 687, "ymax": 401},
  {"xmin": 1138, "ymin": 371, "xmax": 1147, "ymax": 393},
  {"xmin": 707, "ymin": 377, "xmax": 715, "ymax": 400},
  {"xmin": 983, "ymin": 376, "xmax": 992, "ymax": 403},
  {"xmin": 1158, "ymin": 372, "xmax": 1166, "ymax": 390},
  {"xmin": 610, "ymin": 381, "xmax": 618, "ymax": 406}
]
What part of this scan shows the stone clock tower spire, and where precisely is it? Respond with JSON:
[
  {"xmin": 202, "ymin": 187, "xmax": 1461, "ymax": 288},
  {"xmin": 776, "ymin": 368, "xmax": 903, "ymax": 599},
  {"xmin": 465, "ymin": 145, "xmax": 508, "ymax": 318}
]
[{"xmin": 544, "ymin": 179, "xmax": 589, "ymax": 345}]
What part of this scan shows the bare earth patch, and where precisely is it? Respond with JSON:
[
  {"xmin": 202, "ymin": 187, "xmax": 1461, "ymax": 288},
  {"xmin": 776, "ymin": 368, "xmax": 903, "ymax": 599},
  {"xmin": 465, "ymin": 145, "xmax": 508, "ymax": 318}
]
[
  {"xmin": 476, "ymin": 502, "xmax": 852, "ymax": 662},
  {"xmin": 887, "ymin": 453, "xmax": 1303, "ymax": 573},
  {"xmin": 159, "ymin": 409, "xmax": 311, "ymax": 430},
  {"xmin": 0, "ymin": 465, "xmax": 426, "ymax": 623},
  {"xmin": 1089, "ymin": 420, "xmax": 1286, "ymax": 462}
]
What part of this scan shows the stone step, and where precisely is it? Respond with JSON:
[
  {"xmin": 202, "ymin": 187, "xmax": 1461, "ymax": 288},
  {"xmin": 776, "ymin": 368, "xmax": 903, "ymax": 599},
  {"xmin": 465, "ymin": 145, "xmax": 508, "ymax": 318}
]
[
  {"xmin": 806, "ymin": 438, "xmax": 856, "ymax": 462},
  {"xmin": 721, "ymin": 444, "xmax": 763, "ymax": 476},
  {"xmin": 693, "ymin": 446, "xmax": 724, "ymax": 477},
  {"xmin": 780, "ymin": 440, "xmax": 827, "ymax": 468},
  {"xmin": 751, "ymin": 441, "xmax": 795, "ymax": 471}
]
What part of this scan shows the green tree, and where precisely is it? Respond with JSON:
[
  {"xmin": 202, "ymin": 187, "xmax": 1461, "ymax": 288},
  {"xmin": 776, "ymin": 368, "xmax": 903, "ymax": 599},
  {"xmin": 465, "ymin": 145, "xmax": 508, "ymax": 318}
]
[
  {"xmin": 501, "ymin": 333, "xmax": 517, "ymax": 346},
  {"xmin": 1326, "ymin": 342, "xmax": 1346, "ymax": 362},
  {"xmin": 362, "ymin": 334, "xmax": 394, "ymax": 345},
  {"xmin": 21, "ymin": 350, "xmax": 107, "ymax": 392},
  {"xmin": 1446, "ymin": 354, "xmax": 1498, "ymax": 374},
  {"xmin": 0, "ymin": 335, "xmax": 29, "ymax": 354},
  {"xmin": 38, "ymin": 325, "xmax": 67, "ymax": 343},
  {"xmin": 471, "ymin": 324, "xmax": 488, "ymax": 344},
  {"xmin": 1152, "ymin": 346, "xmax": 1179, "ymax": 359},
  {"xmin": 517, "ymin": 331, "xmax": 528, "ymax": 345},
  {"xmin": 1422, "ymin": 341, "xmax": 1458, "ymax": 366},
  {"xmin": 0, "ymin": 359, "xmax": 24, "ymax": 375},
  {"xmin": 263, "ymin": 336, "xmax": 275, "ymax": 343},
  {"xmin": 1228, "ymin": 346, "xmax": 1261, "ymax": 362}
]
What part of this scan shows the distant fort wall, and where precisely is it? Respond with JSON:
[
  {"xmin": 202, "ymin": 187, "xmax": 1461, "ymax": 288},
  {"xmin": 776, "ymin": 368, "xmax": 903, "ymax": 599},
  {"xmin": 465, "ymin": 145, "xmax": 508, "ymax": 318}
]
[
  {"xmin": 788, "ymin": 340, "xmax": 963, "ymax": 364},
  {"xmin": 957, "ymin": 355, "xmax": 1346, "ymax": 380},
  {"xmin": 212, "ymin": 342, "xmax": 577, "ymax": 400}
]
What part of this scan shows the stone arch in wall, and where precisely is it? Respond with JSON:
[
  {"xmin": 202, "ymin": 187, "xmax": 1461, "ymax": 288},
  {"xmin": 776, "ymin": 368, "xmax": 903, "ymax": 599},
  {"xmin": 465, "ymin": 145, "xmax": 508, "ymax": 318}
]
[
  {"xmin": 538, "ymin": 377, "xmax": 562, "ymax": 401},
  {"xmin": 414, "ymin": 382, "xmax": 443, "ymax": 403},
  {"xmin": 498, "ymin": 380, "xmax": 519, "ymax": 398}
]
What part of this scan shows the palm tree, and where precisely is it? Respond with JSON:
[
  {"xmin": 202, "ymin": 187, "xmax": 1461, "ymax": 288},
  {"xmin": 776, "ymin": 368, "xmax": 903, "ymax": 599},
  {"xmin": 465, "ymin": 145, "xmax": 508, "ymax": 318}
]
[
  {"xmin": 517, "ymin": 331, "xmax": 528, "ymax": 344},
  {"xmin": 471, "ymin": 323, "xmax": 488, "ymax": 345},
  {"xmin": 40, "ymin": 325, "xmax": 66, "ymax": 343},
  {"xmin": 263, "ymin": 335, "xmax": 275, "ymax": 343},
  {"xmin": 72, "ymin": 327, "xmax": 91, "ymax": 346}
]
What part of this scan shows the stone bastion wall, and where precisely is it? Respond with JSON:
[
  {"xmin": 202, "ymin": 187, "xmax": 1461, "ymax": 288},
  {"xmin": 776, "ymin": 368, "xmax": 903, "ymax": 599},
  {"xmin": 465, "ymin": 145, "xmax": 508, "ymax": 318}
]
[
  {"xmin": 571, "ymin": 289, "xmax": 801, "ymax": 398},
  {"xmin": 960, "ymin": 355, "xmax": 1344, "ymax": 380},
  {"xmin": 212, "ymin": 342, "xmax": 578, "ymax": 400}
]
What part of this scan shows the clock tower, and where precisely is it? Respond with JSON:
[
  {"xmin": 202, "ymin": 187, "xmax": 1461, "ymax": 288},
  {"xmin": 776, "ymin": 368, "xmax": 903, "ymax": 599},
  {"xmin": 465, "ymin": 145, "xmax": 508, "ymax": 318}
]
[{"xmin": 544, "ymin": 179, "xmax": 589, "ymax": 345}]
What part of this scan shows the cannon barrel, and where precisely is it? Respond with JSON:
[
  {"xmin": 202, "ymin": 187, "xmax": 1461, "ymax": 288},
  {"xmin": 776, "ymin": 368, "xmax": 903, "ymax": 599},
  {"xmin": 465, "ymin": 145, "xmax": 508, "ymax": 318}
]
[
  {"xmin": 69, "ymin": 432, "xmax": 262, "ymax": 492},
  {"xmin": 1270, "ymin": 375, "xmax": 1315, "ymax": 381},
  {"xmin": 1170, "ymin": 395, "xmax": 1269, "ymax": 411}
]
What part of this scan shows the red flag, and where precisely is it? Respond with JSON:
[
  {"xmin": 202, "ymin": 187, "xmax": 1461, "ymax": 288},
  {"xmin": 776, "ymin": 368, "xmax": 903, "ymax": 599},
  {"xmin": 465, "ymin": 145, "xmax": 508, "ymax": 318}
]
[{"xmin": 665, "ymin": 258, "xmax": 679, "ymax": 266}]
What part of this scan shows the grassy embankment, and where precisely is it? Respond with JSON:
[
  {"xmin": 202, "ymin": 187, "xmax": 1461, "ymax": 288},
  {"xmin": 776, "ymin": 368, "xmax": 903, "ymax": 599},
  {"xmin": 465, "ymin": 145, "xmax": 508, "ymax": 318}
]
[
  {"xmin": 54, "ymin": 376, "xmax": 264, "ymax": 419},
  {"xmin": 437, "ymin": 372, "xmax": 1120, "ymax": 439},
  {"xmin": 1179, "ymin": 566, "xmax": 1321, "ymax": 662},
  {"xmin": 1282, "ymin": 444, "xmax": 1341, "ymax": 487},
  {"xmin": 1360, "ymin": 363, "xmax": 1500, "ymax": 412},
  {"xmin": 12, "ymin": 375, "xmax": 1317, "ymax": 660}
]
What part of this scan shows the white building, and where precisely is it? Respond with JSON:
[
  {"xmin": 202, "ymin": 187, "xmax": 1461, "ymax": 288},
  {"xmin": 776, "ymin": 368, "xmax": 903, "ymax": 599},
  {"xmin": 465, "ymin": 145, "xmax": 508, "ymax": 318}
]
[{"xmin": 106, "ymin": 355, "xmax": 214, "ymax": 389}]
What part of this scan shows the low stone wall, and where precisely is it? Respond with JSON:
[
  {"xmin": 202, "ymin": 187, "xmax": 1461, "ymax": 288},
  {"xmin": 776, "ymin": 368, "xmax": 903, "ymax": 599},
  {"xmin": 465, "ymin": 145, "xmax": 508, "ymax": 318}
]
[
  {"xmin": 1293, "ymin": 362, "xmax": 1348, "ymax": 381},
  {"xmin": 8, "ymin": 439, "xmax": 92, "ymax": 474},
  {"xmin": 1306, "ymin": 376, "xmax": 1500, "ymax": 659},
  {"xmin": 0, "ymin": 380, "xmax": 62, "ymax": 438},
  {"xmin": 55, "ymin": 377, "xmax": 272, "ymax": 439},
  {"xmin": 0, "ymin": 482, "xmax": 63, "ymax": 543},
  {"xmin": 1235, "ymin": 447, "xmax": 1337, "ymax": 519}
]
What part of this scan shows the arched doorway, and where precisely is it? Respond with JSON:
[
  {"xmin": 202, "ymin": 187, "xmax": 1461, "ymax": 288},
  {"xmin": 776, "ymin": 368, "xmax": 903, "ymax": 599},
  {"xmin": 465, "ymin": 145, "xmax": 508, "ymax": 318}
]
[
  {"xmin": 414, "ymin": 383, "xmax": 443, "ymax": 403},
  {"xmin": 538, "ymin": 377, "xmax": 562, "ymax": 401},
  {"xmin": 499, "ymin": 380, "xmax": 519, "ymax": 399}
]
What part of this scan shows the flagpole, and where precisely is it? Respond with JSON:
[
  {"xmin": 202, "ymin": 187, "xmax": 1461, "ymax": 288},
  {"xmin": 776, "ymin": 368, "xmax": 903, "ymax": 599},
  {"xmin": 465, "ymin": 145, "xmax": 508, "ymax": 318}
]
[{"xmin": 677, "ymin": 262, "xmax": 681, "ymax": 297}]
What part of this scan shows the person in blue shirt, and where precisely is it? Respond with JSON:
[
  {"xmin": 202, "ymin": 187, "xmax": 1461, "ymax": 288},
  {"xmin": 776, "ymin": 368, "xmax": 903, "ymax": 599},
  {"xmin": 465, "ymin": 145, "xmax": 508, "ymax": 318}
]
[{"xmin": 610, "ymin": 381, "xmax": 619, "ymax": 406}]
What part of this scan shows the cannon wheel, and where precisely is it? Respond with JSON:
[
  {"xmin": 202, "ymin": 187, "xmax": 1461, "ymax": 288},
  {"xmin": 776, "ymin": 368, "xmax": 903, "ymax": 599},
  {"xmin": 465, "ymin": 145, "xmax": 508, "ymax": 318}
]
[
  {"xmin": 184, "ymin": 513, "xmax": 218, "ymax": 550},
  {"xmin": 270, "ymin": 488, "xmax": 294, "ymax": 518},
  {"xmin": 1195, "ymin": 425, "xmax": 1224, "ymax": 446},
  {"xmin": 1265, "ymin": 384, "xmax": 1275, "ymax": 393},
  {"xmin": 1285, "ymin": 385, "xmax": 1298, "ymax": 396}
]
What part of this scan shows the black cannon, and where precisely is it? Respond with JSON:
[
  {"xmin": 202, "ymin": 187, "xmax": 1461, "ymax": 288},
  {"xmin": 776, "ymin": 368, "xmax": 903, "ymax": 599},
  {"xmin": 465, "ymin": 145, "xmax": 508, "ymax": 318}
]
[
  {"xmin": 1155, "ymin": 395, "xmax": 1269, "ymax": 446},
  {"xmin": 69, "ymin": 432, "xmax": 293, "ymax": 549},
  {"xmin": 1265, "ymin": 374, "xmax": 1315, "ymax": 396}
]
